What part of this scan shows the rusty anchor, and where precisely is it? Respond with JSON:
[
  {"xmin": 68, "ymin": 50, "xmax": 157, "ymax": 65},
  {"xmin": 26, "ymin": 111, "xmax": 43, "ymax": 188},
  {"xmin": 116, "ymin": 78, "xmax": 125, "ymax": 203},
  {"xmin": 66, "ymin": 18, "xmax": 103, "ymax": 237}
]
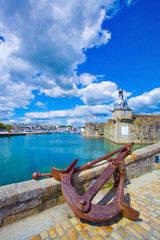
[{"xmin": 32, "ymin": 142, "xmax": 139, "ymax": 222}]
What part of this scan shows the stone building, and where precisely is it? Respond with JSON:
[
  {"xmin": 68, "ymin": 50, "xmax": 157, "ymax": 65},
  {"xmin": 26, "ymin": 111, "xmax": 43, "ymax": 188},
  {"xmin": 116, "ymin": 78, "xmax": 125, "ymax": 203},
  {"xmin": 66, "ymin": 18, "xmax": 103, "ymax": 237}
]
[{"xmin": 83, "ymin": 89, "xmax": 160, "ymax": 144}]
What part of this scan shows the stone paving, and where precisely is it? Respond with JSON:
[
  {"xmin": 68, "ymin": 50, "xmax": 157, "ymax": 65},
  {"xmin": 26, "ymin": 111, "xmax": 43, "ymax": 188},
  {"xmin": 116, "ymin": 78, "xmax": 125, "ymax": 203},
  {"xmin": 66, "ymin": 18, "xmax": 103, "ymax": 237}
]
[{"xmin": 27, "ymin": 177, "xmax": 160, "ymax": 240}]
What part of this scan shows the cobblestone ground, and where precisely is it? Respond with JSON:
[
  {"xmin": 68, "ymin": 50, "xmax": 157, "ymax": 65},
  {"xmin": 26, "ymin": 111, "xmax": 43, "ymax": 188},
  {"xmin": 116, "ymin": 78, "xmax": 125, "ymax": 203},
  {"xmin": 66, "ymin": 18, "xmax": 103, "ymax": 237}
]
[{"xmin": 26, "ymin": 179, "xmax": 160, "ymax": 240}]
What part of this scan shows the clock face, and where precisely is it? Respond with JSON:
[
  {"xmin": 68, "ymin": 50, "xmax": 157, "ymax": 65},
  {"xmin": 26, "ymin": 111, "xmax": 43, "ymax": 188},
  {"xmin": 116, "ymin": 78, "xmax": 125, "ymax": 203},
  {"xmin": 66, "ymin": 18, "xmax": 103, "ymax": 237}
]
[{"xmin": 117, "ymin": 99, "xmax": 121, "ymax": 104}]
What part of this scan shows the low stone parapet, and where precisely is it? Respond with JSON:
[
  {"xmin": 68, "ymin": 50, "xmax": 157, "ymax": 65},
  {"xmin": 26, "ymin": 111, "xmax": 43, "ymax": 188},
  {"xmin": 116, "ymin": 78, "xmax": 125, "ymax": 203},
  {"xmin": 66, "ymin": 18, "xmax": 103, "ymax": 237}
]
[
  {"xmin": 124, "ymin": 143, "xmax": 160, "ymax": 178},
  {"xmin": 0, "ymin": 143, "xmax": 160, "ymax": 227}
]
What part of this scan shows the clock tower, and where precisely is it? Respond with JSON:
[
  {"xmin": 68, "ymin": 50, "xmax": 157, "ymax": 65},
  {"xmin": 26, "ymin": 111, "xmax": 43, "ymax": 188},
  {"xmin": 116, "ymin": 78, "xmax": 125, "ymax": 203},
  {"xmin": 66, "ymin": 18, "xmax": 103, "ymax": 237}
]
[{"xmin": 112, "ymin": 88, "xmax": 132, "ymax": 121}]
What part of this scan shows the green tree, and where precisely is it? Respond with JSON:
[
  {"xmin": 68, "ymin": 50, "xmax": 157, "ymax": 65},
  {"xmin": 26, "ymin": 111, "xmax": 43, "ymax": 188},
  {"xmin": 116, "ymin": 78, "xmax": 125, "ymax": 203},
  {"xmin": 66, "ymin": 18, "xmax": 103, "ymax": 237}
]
[
  {"xmin": 0, "ymin": 122, "xmax": 6, "ymax": 130},
  {"xmin": 7, "ymin": 125, "xmax": 13, "ymax": 131}
]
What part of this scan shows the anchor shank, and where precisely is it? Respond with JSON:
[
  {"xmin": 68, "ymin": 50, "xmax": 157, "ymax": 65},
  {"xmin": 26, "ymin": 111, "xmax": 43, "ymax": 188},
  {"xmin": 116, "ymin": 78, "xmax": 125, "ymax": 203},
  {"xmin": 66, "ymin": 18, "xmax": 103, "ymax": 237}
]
[
  {"xmin": 77, "ymin": 163, "xmax": 117, "ymax": 212},
  {"xmin": 116, "ymin": 149, "xmax": 131, "ymax": 161},
  {"xmin": 76, "ymin": 143, "xmax": 134, "ymax": 213}
]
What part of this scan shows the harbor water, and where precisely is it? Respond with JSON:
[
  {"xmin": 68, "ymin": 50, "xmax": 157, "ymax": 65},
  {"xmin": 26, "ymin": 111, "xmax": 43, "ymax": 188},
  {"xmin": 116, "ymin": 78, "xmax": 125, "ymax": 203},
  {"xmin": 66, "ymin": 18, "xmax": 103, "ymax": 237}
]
[{"xmin": 0, "ymin": 133, "xmax": 145, "ymax": 186}]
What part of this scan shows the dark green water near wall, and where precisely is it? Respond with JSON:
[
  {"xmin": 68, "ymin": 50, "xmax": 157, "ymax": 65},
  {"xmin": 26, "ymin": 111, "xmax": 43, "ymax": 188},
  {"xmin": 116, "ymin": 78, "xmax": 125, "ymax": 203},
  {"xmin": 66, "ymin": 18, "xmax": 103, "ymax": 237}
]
[{"xmin": 0, "ymin": 133, "xmax": 146, "ymax": 186}]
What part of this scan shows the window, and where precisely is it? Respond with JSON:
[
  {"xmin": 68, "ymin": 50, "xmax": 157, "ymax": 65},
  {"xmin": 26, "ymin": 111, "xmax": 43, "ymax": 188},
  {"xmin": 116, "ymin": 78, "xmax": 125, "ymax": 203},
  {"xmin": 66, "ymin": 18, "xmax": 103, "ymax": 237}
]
[{"xmin": 123, "ymin": 111, "xmax": 127, "ymax": 116}]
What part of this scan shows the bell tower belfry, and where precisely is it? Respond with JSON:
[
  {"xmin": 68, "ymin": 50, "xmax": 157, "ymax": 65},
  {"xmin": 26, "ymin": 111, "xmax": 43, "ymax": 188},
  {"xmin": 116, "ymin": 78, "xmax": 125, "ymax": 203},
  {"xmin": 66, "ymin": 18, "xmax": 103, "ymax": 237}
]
[
  {"xmin": 112, "ymin": 89, "xmax": 132, "ymax": 121},
  {"xmin": 118, "ymin": 88, "xmax": 123, "ymax": 100}
]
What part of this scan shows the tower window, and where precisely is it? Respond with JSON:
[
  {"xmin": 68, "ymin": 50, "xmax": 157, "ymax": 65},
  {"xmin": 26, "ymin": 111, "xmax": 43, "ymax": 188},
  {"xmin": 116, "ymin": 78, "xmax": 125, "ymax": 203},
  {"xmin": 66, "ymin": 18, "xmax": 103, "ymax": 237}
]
[{"xmin": 123, "ymin": 111, "xmax": 127, "ymax": 116}]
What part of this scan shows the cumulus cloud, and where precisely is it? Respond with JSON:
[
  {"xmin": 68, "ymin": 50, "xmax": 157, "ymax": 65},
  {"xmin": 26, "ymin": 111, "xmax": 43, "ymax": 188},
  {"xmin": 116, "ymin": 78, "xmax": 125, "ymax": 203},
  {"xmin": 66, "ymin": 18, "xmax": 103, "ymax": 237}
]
[
  {"xmin": 129, "ymin": 88, "xmax": 160, "ymax": 113},
  {"xmin": 0, "ymin": 105, "xmax": 14, "ymax": 120},
  {"xmin": 80, "ymin": 81, "xmax": 117, "ymax": 105},
  {"xmin": 0, "ymin": 75, "xmax": 34, "ymax": 109},
  {"xmin": 0, "ymin": 1, "xmax": 131, "ymax": 97},
  {"xmin": 40, "ymin": 83, "xmax": 80, "ymax": 98},
  {"xmin": 66, "ymin": 118, "xmax": 86, "ymax": 126},
  {"xmin": 0, "ymin": 0, "xmax": 135, "ymax": 121},
  {"xmin": 34, "ymin": 101, "xmax": 47, "ymax": 109},
  {"xmin": 0, "ymin": 25, "xmax": 34, "ymax": 116},
  {"xmin": 78, "ymin": 73, "xmax": 97, "ymax": 86},
  {"xmin": 0, "ymin": 0, "xmax": 114, "ymax": 90},
  {"xmin": 26, "ymin": 104, "xmax": 112, "ymax": 120}
]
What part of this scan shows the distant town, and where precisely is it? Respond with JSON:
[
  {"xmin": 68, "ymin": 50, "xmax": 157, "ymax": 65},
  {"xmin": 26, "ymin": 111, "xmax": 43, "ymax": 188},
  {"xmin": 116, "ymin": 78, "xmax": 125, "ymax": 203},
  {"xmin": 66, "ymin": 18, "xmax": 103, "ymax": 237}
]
[{"xmin": 0, "ymin": 122, "xmax": 85, "ymax": 136}]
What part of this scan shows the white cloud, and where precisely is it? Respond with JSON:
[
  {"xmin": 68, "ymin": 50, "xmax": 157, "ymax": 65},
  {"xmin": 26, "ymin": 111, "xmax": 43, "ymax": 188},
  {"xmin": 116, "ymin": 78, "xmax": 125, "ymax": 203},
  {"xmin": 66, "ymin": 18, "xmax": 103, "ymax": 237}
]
[
  {"xmin": 66, "ymin": 118, "xmax": 86, "ymax": 126},
  {"xmin": 23, "ymin": 87, "xmax": 160, "ymax": 125},
  {"xmin": 40, "ymin": 74, "xmax": 108, "ymax": 100},
  {"xmin": 0, "ymin": 78, "xmax": 34, "ymax": 108},
  {"xmin": 34, "ymin": 101, "xmax": 47, "ymax": 108},
  {"xmin": 0, "ymin": 0, "xmax": 114, "ymax": 90},
  {"xmin": 40, "ymin": 83, "xmax": 80, "ymax": 98},
  {"xmin": 0, "ymin": 26, "xmax": 34, "ymax": 116},
  {"xmin": 0, "ymin": 1, "xmax": 130, "ymax": 95},
  {"xmin": 26, "ymin": 104, "xmax": 112, "ymax": 120},
  {"xmin": 80, "ymin": 81, "xmax": 117, "ymax": 105},
  {"xmin": 78, "ymin": 73, "xmax": 97, "ymax": 86},
  {"xmin": 0, "ymin": 0, "xmax": 134, "ymax": 120},
  {"xmin": 128, "ymin": 88, "xmax": 160, "ymax": 113},
  {"xmin": 0, "ymin": 105, "xmax": 14, "ymax": 120}
]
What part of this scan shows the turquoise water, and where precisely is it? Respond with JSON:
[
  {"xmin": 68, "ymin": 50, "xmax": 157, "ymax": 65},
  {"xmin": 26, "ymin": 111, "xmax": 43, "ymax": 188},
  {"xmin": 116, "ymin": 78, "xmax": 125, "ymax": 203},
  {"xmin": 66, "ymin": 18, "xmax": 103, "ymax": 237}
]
[{"xmin": 0, "ymin": 133, "xmax": 145, "ymax": 186}]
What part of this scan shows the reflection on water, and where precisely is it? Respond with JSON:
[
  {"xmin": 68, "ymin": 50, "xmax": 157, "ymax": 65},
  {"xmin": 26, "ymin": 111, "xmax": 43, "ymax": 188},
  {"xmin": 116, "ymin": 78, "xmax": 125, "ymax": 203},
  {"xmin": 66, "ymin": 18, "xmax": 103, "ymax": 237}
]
[{"xmin": 0, "ymin": 134, "xmax": 146, "ymax": 186}]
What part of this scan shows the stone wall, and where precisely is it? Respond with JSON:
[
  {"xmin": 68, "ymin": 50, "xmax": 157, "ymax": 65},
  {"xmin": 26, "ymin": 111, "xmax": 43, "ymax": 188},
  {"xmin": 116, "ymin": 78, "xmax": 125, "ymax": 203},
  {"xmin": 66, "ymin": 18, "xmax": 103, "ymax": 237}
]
[
  {"xmin": 112, "ymin": 109, "xmax": 132, "ymax": 121},
  {"xmin": 103, "ymin": 120, "xmax": 117, "ymax": 142},
  {"xmin": 83, "ymin": 122, "xmax": 105, "ymax": 137},
  {"xmin": 104, "ymin": 114, "xmax": 160, "ymax": 144},
  {"xmin": 0, "ymin": 143, "xmax": 160, "ymax": 227},
  {"xmin": 84, "ymin": 114, "xmax": 160, "ymax": 144},
  {"xmin": 131, "ymin": 114, "xmax": 160, "ymax": 144}
]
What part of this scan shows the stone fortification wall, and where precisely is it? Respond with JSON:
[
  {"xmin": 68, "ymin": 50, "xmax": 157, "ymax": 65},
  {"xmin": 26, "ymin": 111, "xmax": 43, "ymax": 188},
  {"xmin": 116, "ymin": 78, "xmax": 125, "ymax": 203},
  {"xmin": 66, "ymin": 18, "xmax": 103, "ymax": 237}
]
[
  {"xmin": 103, "ymin": 120, "xmax": 117, "ymax": 142},
  {"xmin": 84, "ymin": 114, "xmax": 160, "ymax": 144},
  {"xmin": 0, "ymin": 143, "xmax": 160, "ymax": 227},
  {"xmin": 104, "ymin": 114, "xmax": 160, "ymax": 144},
  {"xmin": 133, "ymin": 114, "xmax": 160, "ymax": 119},
  {"xmin": 131, "ymin": 114, "xmax": 160, "ymax": 144},
  {"xmin": 83, "ymin": 122, "xmax": 105, "ymax": 137}
]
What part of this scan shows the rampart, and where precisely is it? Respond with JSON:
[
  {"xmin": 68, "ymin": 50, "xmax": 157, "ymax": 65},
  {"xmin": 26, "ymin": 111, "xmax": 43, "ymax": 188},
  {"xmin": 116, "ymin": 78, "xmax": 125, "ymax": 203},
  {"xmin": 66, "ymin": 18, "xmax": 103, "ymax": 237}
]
[
  {"xmin": 83, "ymin": 122, "xmax": 105, "ymax": 137},
  {"xmin": 84, "ymin": 114, "xmax": 160, "ymax": 144},
  {"xmin": 0, "ymin": 143, "xmax": 160, "ymax": 227}
]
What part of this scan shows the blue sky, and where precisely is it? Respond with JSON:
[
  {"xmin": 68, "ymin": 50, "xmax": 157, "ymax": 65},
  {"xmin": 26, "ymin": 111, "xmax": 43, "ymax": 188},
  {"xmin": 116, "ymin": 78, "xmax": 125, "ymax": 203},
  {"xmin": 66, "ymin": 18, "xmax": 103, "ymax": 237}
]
[{"xmin": 0, "ymin": 0, "xmax": 160, "ymax": 125}]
